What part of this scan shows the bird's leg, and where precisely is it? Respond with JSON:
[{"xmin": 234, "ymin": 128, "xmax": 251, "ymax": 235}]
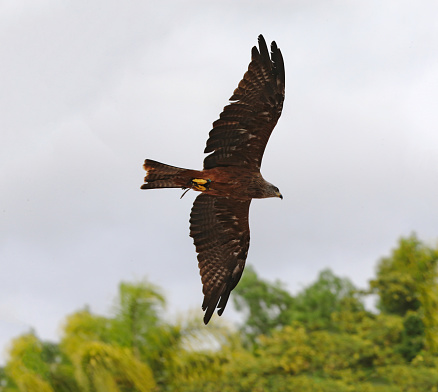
[
  {"xmin": 191, "ymin": 178, "xmax": 211, "ymax": 192},
  {"xmin": 180, "ymin": 178, "xmax": 211, "ymax": 199}
]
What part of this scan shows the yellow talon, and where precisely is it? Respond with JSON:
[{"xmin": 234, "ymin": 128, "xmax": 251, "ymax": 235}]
[
  {"xmin": 192, "ymin": 178, "xmax": 209, "ymax": 185},
  {"xmin": 191, "ymin": 178, "xmax": 211, "ymax": 191}
]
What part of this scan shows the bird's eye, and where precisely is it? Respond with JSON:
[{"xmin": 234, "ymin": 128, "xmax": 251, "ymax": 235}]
[{"xmin": 274, "ymin": 187, "xmax": 279, "ymax": 192}]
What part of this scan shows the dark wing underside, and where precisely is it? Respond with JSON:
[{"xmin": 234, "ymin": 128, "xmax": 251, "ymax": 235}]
[
  {"xmin": 203, "ymin": 34, "xmax": 285, "ymax": 170},
  {"xmin": 189, "ymin": 194, "xmax": 251, "ymax": 324}
]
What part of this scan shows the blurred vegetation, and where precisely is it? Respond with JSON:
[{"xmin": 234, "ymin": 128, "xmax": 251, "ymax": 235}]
[{"xmin": 1, "ymin": 233, "xmax": 438, "ymax": 391}]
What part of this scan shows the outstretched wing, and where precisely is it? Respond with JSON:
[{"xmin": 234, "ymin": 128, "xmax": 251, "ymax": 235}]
[
  {"xmin": 203, "ymin": 34, "xmax": 285, "ymax": 170},
  {"xmin": 189, "ymin": 194, "xmax": 251, "ymax": 324}
]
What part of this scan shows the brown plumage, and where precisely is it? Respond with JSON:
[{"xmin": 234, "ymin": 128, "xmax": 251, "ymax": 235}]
[{"xmin": 141, "ymin": 35, "xmax": 285, "ymax": 324}]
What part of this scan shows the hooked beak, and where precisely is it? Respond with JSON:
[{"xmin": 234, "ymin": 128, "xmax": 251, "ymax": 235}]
[{"xmin": 276, "ymin": 192, "xmax": 283, "ymax": 200}]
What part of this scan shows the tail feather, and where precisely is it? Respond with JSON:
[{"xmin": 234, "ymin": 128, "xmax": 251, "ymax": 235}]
[{"xmin": 141, "ymin": 159, "xmax": 190, "ymax": 189}]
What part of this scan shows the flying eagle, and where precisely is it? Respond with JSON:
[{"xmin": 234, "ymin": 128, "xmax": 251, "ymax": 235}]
[{"xmin": 141, "ymin": 35, "xmax": 285, "ymax": 324}]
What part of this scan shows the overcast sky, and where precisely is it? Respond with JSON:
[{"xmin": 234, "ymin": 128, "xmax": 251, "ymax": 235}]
[{"xmin": 1, "ymin": 0, "xmax": 438, "ymax": 363}]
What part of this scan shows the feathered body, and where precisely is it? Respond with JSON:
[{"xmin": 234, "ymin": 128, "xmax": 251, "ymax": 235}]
[{"xmin": 142, "ymin": 160, "xmax": 279, "ymax": 200}]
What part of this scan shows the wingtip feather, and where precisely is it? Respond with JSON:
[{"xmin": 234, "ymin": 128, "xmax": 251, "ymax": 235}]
[
  {"xmin": 271, "ymin": 40, "xmax": 285, "ymax": 85},
  {"xmin": 257, "ymin": 34, "xmax": 270, "ymax": 63}
]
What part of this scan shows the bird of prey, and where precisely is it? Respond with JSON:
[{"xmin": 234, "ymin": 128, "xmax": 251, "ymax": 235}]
[{"xmin": 141, "ymin": 35, "xmax": 285, "ymax": 324}]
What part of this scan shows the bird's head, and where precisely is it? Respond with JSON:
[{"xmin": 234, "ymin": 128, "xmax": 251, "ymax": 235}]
[{"xmin": 266, "ymin": 183, "xmax": 283, "ymax": 199}]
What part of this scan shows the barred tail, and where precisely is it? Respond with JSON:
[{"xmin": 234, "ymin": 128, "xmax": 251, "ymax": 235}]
[{"xmin": 141, "ymin": 159, "xmax": 192, "ymax": 190}]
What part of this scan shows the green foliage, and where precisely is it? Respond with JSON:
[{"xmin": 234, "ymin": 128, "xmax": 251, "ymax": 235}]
[
  {"xmin": 396, "ymin": 312, "xmax": 425, "ymax": 361},
  {"xmin": 371, "ymin": 235, "xmax": 425, "ymax": 315},
  {"xmin": 374, "ymin": 364, "xmax": 438, "ymax": 392},
  {"xmin": 111, "ymin": 281, "xmax": 165, "ymax": 351},
  {"xmin": 233, "ymin": 265, "xmax": 294, "ymax": 338},
  {"xmin": 233, "ymin": 266, "xmax": 365, "ymax": 341},
  {"xmin": 3, "ymin": 235, "xmax": 438, "ymax": 392},
  {"xmin": 74, "ymin": 341, "xmax": 155, "ymax": 392},
  {"xmin": 291, "ymin": 269, "xmax": 365, "ymax": 330},
  {"xmin": 4, "ymin": 334, "xmax": 55, "ymax": 392},
  {"xmin": 59, "ymin": 280, "xmax": 162, "ymax": 391},
  {"xmin": 58, "ymin": 279, "xmax": 223, "ymax": 391},
  {"xmin": 370, "ymin": 234, "xmax": 438, "ymax": 352}
]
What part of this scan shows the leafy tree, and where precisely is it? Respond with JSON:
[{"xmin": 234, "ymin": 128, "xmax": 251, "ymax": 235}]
[
  {"xmin": 4, "ymin": 333, "xmax": 56, "ymax": 392},
  {"xmin": 59, "ymin": 281, "xmax": 161, "ymax": 391},
  {"xmin": 73, "ymin": 341, "xmax": 155, "ymax": 392},
  {"xmin": 291, "ymin": 269, "xmax": 365, "ymax": 330},
  {"xmin": 110, "ymin": 280, "xmax": 165, "ymax": 357},
  {"xmin": 3, "ymin": 235, "xmax": 438, "ymax": 392},
  {"xmin": 58, "ymin": 279, "xmax": 222, "ymax": 391},
  {"xmin": 233, "ymin": 266, "xmax": 364, "ymax": 339},
  {"xmin": 109, "ymin": 280, "xmax": 223, "ymax": 388},
  {"xmin": 370, "ymin": 234, "xmax": 438, "ymax": 352},
  {"xmin": 232, "ymin": 265, "xmax": 294, "ymax": 339},
  {"xmin": 396, "ymin": 312, "xmax": 425, "ymax": 361}
]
